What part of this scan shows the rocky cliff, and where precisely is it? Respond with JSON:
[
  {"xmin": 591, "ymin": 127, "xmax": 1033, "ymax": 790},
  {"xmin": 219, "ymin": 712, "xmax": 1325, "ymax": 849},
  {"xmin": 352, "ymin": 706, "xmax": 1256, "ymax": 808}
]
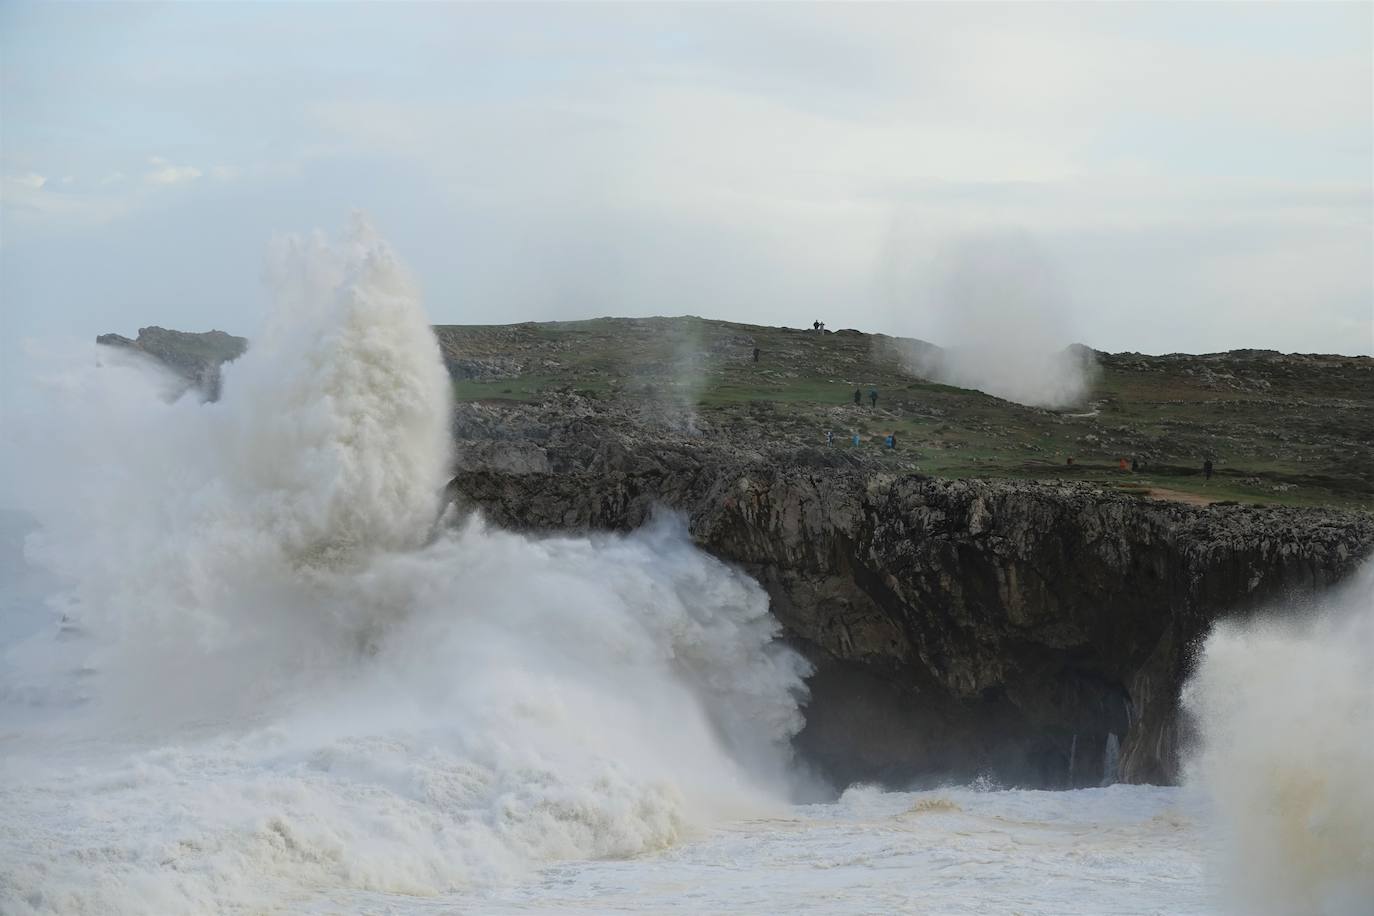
[
  {"xmin": 99, "ymin": 318, "xmax": 1374, "ymax": 788},
  {"xmin": 453, "ymin": 459, "xmax": 1372, "ymax": 788},
  {"xmin": 97, "ymin": 326, "xmax": 247, "ymax": 400}
]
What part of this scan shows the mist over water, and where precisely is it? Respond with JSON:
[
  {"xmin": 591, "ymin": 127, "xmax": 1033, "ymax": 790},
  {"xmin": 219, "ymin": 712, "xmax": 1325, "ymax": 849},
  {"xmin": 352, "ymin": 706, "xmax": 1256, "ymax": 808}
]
[
  {"xmin": 1183, "ymin": 563, "xmax": 1374, "ymax": 916},
  {"xmin": 0, "ymin": 221, "xmax": 809, "ymax": 914},
  {"xmin": 898, "ymin": 233, "xmax": 1098, "ymax": 409}
]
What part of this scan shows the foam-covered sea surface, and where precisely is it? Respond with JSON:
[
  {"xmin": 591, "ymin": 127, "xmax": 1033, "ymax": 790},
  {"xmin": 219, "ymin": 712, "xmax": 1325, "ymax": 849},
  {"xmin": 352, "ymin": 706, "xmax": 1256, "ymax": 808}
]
[
  {"xmin": 2, "ymin": 222, "xmax": 1369, "ymax": 915},
  {"xmin": 365, "ymin": 783, "xmax": 1211, "ymax": 915}
]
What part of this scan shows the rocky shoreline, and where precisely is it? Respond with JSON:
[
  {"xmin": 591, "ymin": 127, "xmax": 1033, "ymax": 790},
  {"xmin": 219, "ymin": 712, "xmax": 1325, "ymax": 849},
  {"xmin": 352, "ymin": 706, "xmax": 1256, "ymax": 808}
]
[
  {"xmin": 453, "ymin": 460, "xmax": 1372, "ymax": 787},
  {"xmin": 98, "ymin": 324, "xmax": 1374, "ymax": 788}
]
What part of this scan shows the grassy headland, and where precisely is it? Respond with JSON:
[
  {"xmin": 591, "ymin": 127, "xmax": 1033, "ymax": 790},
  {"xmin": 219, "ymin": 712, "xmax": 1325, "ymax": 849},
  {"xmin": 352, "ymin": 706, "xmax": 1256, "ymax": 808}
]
[{"xmin": 436, "ymin": 316, "xmax": 1374, "ymax": 511}]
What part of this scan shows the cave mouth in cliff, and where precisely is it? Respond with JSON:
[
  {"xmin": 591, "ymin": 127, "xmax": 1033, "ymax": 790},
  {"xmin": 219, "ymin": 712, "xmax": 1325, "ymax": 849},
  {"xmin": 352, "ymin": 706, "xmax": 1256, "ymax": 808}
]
[{"xmin": 791, "ymin": 657, "xmax": 1133, "ymax": 791}]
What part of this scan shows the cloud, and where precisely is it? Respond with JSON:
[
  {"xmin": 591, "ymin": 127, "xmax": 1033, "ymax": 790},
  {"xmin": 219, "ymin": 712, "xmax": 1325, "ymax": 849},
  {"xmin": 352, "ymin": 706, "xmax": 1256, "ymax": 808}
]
[
  {"xmin": 0, "ymin": 178, "xmax": 132, "ymax": 228},
  {"xmin": 7, "ymin": 172, "xmax": 47, "ymax": 190},
  {"xmin": 304, "ymin": 80, "xmax": 1369, "ymax": 352},
  {"xmin": 0, "ymin": 3, "xmax": 1368, "ymax": 354},
  {"xmin": 145, "ymin": 157, "xmax": 202, "ymax": 185}
]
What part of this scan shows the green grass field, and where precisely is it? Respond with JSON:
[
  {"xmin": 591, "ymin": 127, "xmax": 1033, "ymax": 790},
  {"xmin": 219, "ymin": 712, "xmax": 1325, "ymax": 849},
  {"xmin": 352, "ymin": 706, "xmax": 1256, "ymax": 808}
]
[{"xmin": 436, "ymin": 317, "xmax": 1374, "ymax": 510}]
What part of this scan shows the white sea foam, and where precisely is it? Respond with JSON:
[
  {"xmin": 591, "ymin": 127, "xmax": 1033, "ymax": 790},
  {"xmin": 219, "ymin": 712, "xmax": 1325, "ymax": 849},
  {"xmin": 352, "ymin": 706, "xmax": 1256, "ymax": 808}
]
[
  {"xmin": 353, "ymin": 784, "xmax": 1217, "ymax": 915},
  {"xmin": 1182, "ymin": 563, "xmax": 1374, "ymax": 916},
  {"xmin": 0, "ymin": 219, "xmax": 809, "ymax": 914}
]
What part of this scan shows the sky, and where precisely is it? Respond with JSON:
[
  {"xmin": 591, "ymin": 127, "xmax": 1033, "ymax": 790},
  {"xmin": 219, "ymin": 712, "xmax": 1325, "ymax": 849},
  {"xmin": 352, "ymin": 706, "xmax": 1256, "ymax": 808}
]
[{"xmin": 2, "ymin": 2, "xmax": 1371, "ymax": 381}]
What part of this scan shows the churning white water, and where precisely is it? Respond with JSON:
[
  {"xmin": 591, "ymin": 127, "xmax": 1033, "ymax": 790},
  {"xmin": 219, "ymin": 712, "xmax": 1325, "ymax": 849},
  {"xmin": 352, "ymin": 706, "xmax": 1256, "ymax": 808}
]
[
  {"xmin": 0, "ymin": 220, "xmax": 1366, "ymax": 915},
  {"xmin": 1183, "ymin": 563, "xmax": 1374, "ymax": 916},
  {"xmin": 0, "ymin": 220, "xmax": 809, "ymax": 913}
]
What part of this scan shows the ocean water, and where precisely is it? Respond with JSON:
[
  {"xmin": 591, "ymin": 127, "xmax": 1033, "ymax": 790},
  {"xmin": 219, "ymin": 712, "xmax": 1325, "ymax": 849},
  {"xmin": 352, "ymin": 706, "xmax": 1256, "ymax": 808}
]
[
  {"xmin": 1, "ymin": 221, "xmax": 1368, "ymax": 916},
  {"xmin": 373, "ymin": 784, "xmax": 1213, "ymax": 915},
  {"xmin": 5, "ymin": 749, "xmax": 1215, "ymax": 915}
]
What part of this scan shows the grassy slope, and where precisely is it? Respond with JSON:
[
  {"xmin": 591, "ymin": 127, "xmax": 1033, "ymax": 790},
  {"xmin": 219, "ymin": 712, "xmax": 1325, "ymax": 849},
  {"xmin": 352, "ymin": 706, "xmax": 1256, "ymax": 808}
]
[{"xmin": 436, "ymin": 317, "xmax": 1374, "ymax": 510}]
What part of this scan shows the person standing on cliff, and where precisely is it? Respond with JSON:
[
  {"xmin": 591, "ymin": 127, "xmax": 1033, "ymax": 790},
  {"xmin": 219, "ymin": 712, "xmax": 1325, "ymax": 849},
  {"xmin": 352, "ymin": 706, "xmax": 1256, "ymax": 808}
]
[
  {"xmin": 752, "ymin": 346, "xmax": 760, "ymax": 363},
  {"xmin": 826, "ymin": 430, "xmax": 834, "ymax": 446},
  {"xmin": 1204, "ymin": 458, "xmax": 1214, "ymax": 481},
  {"xmin": 853, "ymin": 388, "xmax": 861, "ymax": 406},
  {"xmin": 869, "ymin": 388, "xmax": 878, "ymax": 408}
]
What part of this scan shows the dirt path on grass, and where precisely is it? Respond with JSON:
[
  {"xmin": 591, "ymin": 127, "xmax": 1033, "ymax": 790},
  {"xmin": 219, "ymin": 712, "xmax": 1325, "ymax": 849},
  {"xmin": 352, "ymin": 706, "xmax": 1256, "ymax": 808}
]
[{"xmin": 1141, "ymin": 487, "xmax": 1218, "ymax": 506}]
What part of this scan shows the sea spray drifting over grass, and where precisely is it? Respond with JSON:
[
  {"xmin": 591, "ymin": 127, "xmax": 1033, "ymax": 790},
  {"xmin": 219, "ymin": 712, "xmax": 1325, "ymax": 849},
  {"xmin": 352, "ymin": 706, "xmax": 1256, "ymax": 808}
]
[
  {"xmin": 624, "ymin": 316, "xmax": 710, "ymax": 435},
  {"xmin": 1182, "ymin": 563, "xmax": 1374, "ymax": 916},
  {"xmin": 0, "ymin": 219, "xmax": 810, "ymax": 914},
  {"xmin": 896, "ymin": 233, "xmax": 1098, "ymax": 409}
]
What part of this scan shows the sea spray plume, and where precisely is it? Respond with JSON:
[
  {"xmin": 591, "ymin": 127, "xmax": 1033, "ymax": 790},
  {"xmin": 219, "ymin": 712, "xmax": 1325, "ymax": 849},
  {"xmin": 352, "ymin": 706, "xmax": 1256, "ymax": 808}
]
[
  {"xmin": 1182, "ymin": 563, "xmax": 1374, "ymax": 916},
  {"xmin": 1, "ymin": 216, "xmax": 452, "ymax": 677},
  {"xmin": 247, "ymin": 214, "xmax": 453, "ymax": 565},
  {"xmin": 627, "ymin": 316, "xmax": 709, "ymax": 435},
  {"xmin": 0, "ymin": 222, "xmax": 810, "ymax": 913},
  {"xmin": 665, "ymin": 316, "xmax": 707, "ymax": 435},
  {"xmin": 0, "ymin": 521, "xmax": 813, "ymax": 912},
  {"xmin": 895, "ymin": 232, "xmax": 1098, "ymax": 409}
]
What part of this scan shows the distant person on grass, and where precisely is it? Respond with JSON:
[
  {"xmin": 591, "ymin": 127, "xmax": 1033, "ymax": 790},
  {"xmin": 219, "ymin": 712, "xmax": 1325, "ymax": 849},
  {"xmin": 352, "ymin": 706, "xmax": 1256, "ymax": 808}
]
[
  {"xmin": 752, "ymin": 346, "xmax": 760, "ymax": 363},
  {"xmin": 853, "ymin": 389, "xmax": 862, "ymax": 405},
  {"xmin": 869, "ymin": 388, "xmax": 878, "ymax": 408},
  {"xmin": 852, "ymin": 433, "xmax": 861, "ymax": 446},
  {"xmin": 826, "ymin": 430, "xmax": 834, "ymax": 446},
  {"xmin": 1204, "ymin": 458, "xmax": 1214, "ymax": 482}
]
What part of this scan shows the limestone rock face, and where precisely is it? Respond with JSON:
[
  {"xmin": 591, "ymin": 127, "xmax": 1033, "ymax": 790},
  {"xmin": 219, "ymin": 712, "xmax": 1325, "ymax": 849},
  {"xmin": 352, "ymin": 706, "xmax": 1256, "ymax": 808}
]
[
  {"xmin": 96, "ymin": 327, "xmax": 247, "ymax": 400},
  {"xmin": 97, "ymin": 319, "xmax": 1374, "ymax": 788},
  {"xmin": 452, "ymin": 463, "xmax": 1373, "ymax": 787}
]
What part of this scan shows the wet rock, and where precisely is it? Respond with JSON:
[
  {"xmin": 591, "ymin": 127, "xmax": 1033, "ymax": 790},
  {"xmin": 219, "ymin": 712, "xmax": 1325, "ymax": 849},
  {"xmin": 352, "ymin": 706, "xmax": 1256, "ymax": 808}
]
[{"xmin": 452, "ymin": 464, "xmax": 1374, "ymax": 788}]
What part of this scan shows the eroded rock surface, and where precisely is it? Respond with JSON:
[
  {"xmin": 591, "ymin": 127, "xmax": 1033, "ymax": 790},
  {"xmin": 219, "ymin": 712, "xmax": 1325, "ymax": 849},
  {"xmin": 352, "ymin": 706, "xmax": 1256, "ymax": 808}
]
[
  {"xmin": 453, "ymin": 457, "xmax": 1372, "ymax": 787},
  {"xmin": 96, "ymin": 326, "xmax": 247, "ymax": 400},
  {"xmin": 100, "ymin": 319, "xmax": 1374, "ymax": 788}
]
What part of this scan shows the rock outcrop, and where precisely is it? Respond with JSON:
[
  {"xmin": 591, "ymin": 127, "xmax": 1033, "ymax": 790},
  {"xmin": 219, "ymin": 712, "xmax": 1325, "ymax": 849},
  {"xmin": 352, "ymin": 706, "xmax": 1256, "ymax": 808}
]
[
  {"xmin": 96, "ymin": 326, "xmax": 247, "ymax": 400},
  {"xmin": 452, "ymin": 462, "xmax": 1373, "ymax": 787}
]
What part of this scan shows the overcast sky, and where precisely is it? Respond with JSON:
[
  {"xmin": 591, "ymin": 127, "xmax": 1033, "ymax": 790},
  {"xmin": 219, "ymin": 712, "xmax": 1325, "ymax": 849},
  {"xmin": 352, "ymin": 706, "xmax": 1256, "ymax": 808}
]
[{"xmin": 2, "ymin": 2, "xmax": 1371, "ymax": 372}]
